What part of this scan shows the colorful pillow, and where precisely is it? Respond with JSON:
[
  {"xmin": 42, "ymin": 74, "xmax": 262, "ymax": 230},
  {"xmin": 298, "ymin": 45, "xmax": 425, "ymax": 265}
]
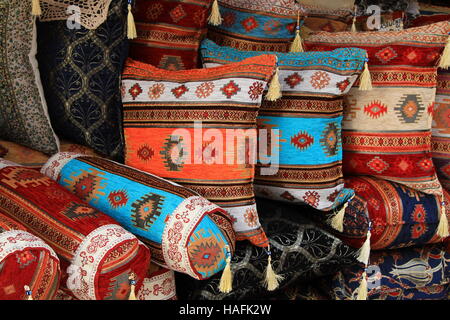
[
  {"xmin": 304, "ymin": 21, "xmax": 450, "ymax": 198},
  {"xmin": 41, "ymin": 152, "xmax": 236, "ymax": 280},
  {"xmin": 0, "ymin": 0, "xmax": 60, "ymax": 155},
  {"xmin": 345, "ymin": 176, "xmax": 450, "ymax": 249},
  {"xmin": 0, "ymin": 159, "xmax": 151, "ymax": 300},
  {"xmin": 121, "ymin": 55, "xmax": 277, "ymax": 247},
  {"xmin": 37, "ymin": 0, "xmax": 129, "ymax": 160},
  {"xmin": 200, "ymin": 39, "xmax": 366, "ymax": 219},
  {"xmin": 0, "ymin": 212, "xmax": 60, "ymax": 300},
  {"xmin": 175, "ymin": 198, "xmax": 360, "ymax": 300},
  {"xmin": 129, "ymin": 0, "xmax": 213, "ymax": 70},
  {"xmin": 137, "ymin": 264, "xmax": 177, "ymax": 300},
  {"xmin": 326, "ymin": 242, "xmax": 450, "ymax": 300}
]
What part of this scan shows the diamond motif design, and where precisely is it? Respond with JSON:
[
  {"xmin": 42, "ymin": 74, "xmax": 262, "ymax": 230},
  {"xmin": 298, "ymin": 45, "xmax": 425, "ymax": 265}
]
[
  {"xmin": 171, "ymin": 85, "xmax": 189, "ymax": 98},
  {"xmin": 241, "ymin": 16, "xmax": 258, "ymax": 32},
  {"xmin": 364, "ymin": 100, "xmax": 388, "ymax": 119},
  {"xmin": 375, "ymin": 47, "xmax": 398, "ymax": 63},
  {"xmin": 291, "ymin": 131, "xmax": 314, "ymax": 151},
  {"xmin": 221, "ymin": 80, "xmax": 241, "ymax": 99},
  {"xmin": 169, "ymin": 4, "xmax": 187, "ymax": 23},
  {"xmin": 367, "ymin": 156, "xmax": 389, "ymax": 174},
  {"xmin": 320, "ymin": 123, "xmax": 340, "ymax": 156},
  {"xmin": 284, "ymin": 73, "xmax": 304, "ymax": 89},
  {"xmin": 417, "ymin": 158, "xmax": 433, "ymax": 172},
  {"xmin": 395, "ymin": 94, "xmax": 424, "ymax": 123},
  {"xmin": 129, "ymin": 83, "xmax": 142, "ymax": 100}
]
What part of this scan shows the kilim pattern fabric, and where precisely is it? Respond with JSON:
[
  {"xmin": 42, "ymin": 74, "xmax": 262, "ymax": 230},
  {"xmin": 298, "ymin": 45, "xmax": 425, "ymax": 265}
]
[
  {"xmin": 0, "ymin": 212, "xmax": 60, "ymax": 300},
  {"xmin": 137, "ymin": 263, "xmax": 177, "ymax": 300},
  {"xmin": 121, "ymin": 55, "xmax": 277, "ymax": 247},
  {"xmin": 0, "ymin": 159, "xmax": 150, "ymax": 300},
  {"xmin": 304, "ymin": 21, "xmax": 450, "ymax": 196},
  {"xmin": 41, "ymin": 153, "xmax": 235, "ymax": 280}
]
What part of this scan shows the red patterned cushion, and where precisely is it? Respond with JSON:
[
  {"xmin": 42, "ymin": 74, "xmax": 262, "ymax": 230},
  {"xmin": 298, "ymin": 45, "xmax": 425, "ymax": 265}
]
[
  {"xmin": 304, "ymin": 21, "xmax": 450, "ymax": 196},
  {"xmin": 0, "ymin": 213, "xmax": 60, "ymax": 300},
  {"xmin": 0, "ymin": 160, "xmax": 150, "ymax": 300},
  {"xmin": 129, "ymin": 0, "xmax": 213, "ymax": 70}
]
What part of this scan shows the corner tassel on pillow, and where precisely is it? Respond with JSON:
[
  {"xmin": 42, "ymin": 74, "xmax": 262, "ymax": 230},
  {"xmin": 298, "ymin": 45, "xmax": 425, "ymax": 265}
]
[
  {"xmin": 32, "ymin": 0, "xmax": 42, "ymax": 16},
  {"xmin": 127, "ymin": 1, "xmax": 137, "ymax": 40},
  {"xmin": 219, "ymin": 245, "xmax": 233, "ymax": 293},
  {"xmin": 24, "ymin": 285, "xmax": 33, "ymax": 300},
  {"xmin": 208, "ymin": 0, "xmax": 223, "ymax": 26},
  {"xmin": 265, "ymin": 61, "xmax": 282, "ymax": 101},
  {"xmin": 128, "ymin": 273, "xmax": 137, "ymax": 300},
  {"xmin": 351, "ymin": 6, "xmax": 357, "ymax": 32},
  {"xmin": 356, "ymin": 222, "xmax": 372, "ymax": 265},
  {"xmin": 438, "ymin": 33, "xmax": 450, "ymax": 70},
  {"xmin": 436, "ymin": 198, "xmax": 449, "ymax": 238},
  {"xmin": 355, "ymin": 270, "xmax": 368, "ymax": 300},
  {"xmin": 264, "ymin": 246, "xmax": 284, "ymax": 291},
  {"xmin": 290, "ymin": 12, "xmax": 304, "ymax": 53},
  {"xmin": 359, "ymin": 56, "xmax": 373, "ymax": 91}
]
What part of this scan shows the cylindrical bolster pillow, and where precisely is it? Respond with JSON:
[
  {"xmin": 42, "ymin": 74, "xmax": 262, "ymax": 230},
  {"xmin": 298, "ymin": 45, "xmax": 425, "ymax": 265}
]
[
  {"xmin": 0, "ymin": 160, "xmax": 150, "ymax": 300},
  {"xmin": 0, "ymin": 212, "xmax": 60, "ymax": 300},
  {"xmin": 41, "ymin": 152, "xmax": 236, "ymax": 280}
]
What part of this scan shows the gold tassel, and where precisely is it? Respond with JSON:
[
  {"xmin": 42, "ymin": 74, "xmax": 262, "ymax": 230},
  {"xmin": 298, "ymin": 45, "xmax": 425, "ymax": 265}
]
[
  {"xmin": 290, "ymin": 11, "xmax": 304, "ymax": 53},
  {"xmin": 128, "ymin": 273, "xmax": 137, "ymax": 300},
  {"xmin": 359, "ymin": 56, "xmax": 373, "ymax": 91},
  {"xmin": 356, "ymin": 224, "xmax": 372, "ymax": 265},
  {"xmin": 328, "ymin": 203, "xmax": 347, "ymax": 233},
  {"xmin": 219, "ymin": 245, "xmax": 233, "ymax": 293},
  {"xmin": 264, "ymin": 246, "xmax": 284, "ymax": 291},
  {"xmin": 208, "ymin": 0, "xmax": 223, "ymax": 26},
  {"xmin": 265, "ymin": 62, "xmax": 282, "ymax": 102},
  {"xmin": 32, "ymin": 0, "xmax": 42, "ymax": 16},
  {"xmin": 436, "ymin": 198, "xmax": 449, "ymax": 238},
  {"xmin": 438, "ymin": 33, "xmax": 450, "ymax": 70},
  {"xmin": 351, "ymin": 5, "xmax": 357, "ymax": 32},
  {"xmin": 355, "ymin": 271, "xmax": 368, "ymax": 300},
  {"xmin": 24, "ymin": 285, "xmax": 33, "ymax": 300},
  {"xmin": 127, "ymin": 3, "xmax": 137, "ymax": 40}
]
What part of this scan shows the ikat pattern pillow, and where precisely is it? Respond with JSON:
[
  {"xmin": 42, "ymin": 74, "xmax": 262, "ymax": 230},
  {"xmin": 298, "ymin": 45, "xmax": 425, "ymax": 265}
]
[
  {"xmin": 129, "ymin": 0, "xmax": 213, "ymax": 70},
  {"xmin": 0, "ymin": 159, "xmax": 151, "ymax": 300},
  {"xmin": 304, "ymin": 21, "xmax": 450, "ymax": 196},
  {"xmin": 0, "ymin": 0, "xmax": 60, "ymax": 155},
  {"xmin": 0, "ymin": 212, "xmax": 60, "ymax": 300},
  {"xmin": 41, "ymin": 153, "xmax": 236, "ymax": 280},
  {"xmin": 201, "ymin": 39, "xmax": 367, "ymax": 213},
  {"xmin": 37, "ymin": 0, "xmax": 129, "ymax": 160},
  {"xmin": 121, "ymin": 55, "xmax": 277, "ymax": 248}
]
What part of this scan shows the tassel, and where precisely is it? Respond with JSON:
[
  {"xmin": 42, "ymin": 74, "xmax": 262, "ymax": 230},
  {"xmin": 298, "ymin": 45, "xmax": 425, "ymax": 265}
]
[
  {"xmin": 290, "ymin": 12, "xmax": 304, "ymax": 53},
  {"xmin": 359, "ymin": 56, "xmax": 373, "ymax": 91},
  {"xmin": 24, "ymin": 285, "xmax": 33, "ymax": 300},
  {"xmin": 264, "ymin": 246, "xmax": 284, "ymax": 291},
  {"xmin": 355, "ymin": 271, "xmax": 368, "ymax": 300},
  {"xmin": 436, "ymin": 198, "xmax": 449, "ymax": 238},
  {"xmin": 32, "ymin": 0, "xmax": 42, "ymax": 16},
  {"xmin": 128, "ymin": 273, "xmax": 137, "ymax": 300},
  {"xmin": 208, "ymin": 0, "xmax": 223, "ymax": 26},
  {"xmin": 219, "ymin": 245, "xmax": 233, "ymax": 293},
  {"xmin": 351, "ymin": 5, "xmax": 357, "ymax": 32},
  {"xmin": 438, "ymin": 33, "xmax": 450, "ymax": 70},
  {"xmin": 265, "ymin": 61, "xmax": 282, "ymax": 101},
  {"xmin": 355, "ymin": 223, "xmax": 372, "ymax": 265},
  {"xmin": 127, "ymin": 2, "xmax": 137, "ymax": 40},
  {"xmin": 328, "ymin": 203, "xmax": 347, "ymax": 233}
]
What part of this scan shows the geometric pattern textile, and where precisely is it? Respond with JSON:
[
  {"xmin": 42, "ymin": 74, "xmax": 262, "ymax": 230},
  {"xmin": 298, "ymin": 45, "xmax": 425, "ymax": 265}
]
[{"xmin": 137, "ymin": 264, "xmax": 177, "ymax": 300}]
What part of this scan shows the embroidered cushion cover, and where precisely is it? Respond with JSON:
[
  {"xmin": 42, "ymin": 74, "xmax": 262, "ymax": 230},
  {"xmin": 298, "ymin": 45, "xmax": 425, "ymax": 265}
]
[
  {"xmin": 0, "ymin": 160, "xmax": 150, "ymax": 300},
  {"xmin": 37, "ymin": 0, "xmax": 128, "ymax": 160},
  {"xmin": 175, "ymin": 198, "xmax": 360, "ymax": 300},
  {"xmin": 129, "ymin": 0, "xmax": 213, "ymax": 70},
  {"xmin": 345, "ymin": 176, "xmax": 450, "ymax": 249},
  {"xmin": 0, "ymin": 0, "xmax": 59, "ymax": 155},
  {"xmin": 304, "ymin": 21, "xmax": 450, "ymax": 196},
  {"xmin": 41, "ymin": 153, "xmax": 236, "ymax": 280},
  {"xmin": 121, "ymin": 55, "xmax": 277, "ymax": 247},
  {"xmin": 327, "ymin": 242, "xmax": 450, "ymax": 300},
  {"xmin": 200, "ymin": 39, "xmax": 366, "ymax": 213},
  {"xmin": 207, "ymin": 0, "xmax": 352, "ymax": 53},
  {"xmin": 0, "ymin": 212, "xmax": 60, "ymax": 300},
  {"xmin": 137, "ymin": 263, "xmax": 177, "ymax": 300}
]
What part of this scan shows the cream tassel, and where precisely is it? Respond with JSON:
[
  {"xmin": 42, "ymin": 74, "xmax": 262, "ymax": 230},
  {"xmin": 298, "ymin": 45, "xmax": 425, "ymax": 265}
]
[
  {"xmin": 32, "ymin": 0, "xmax": 42, "ymax": 16},
  {"xmin": 264, "ymin": 246, "xmax": 284, "ymax": 291},
  {"xmin": 208, "ymin": 0, "xmax": 223, "ymax": 26},
  {"xmin": 438, "ymin": 33, "xmax": 450, "ymax": 70},
  {"xmin": 128, "ymin": 273, "xmax": 137, "ymax": 300},
  {"xmin": 355, "ymin": 271, "xmax": 368, "ymax": 300},
  {"xmin": 290, "ymin": 12, "xmax": 304, "ymax": 53},
  {"xmin": 351, "ymin": 6, "xmax": 357, "ymax": 32},
  {"xmin": 355, "ymin": 223, "xmax": 372, "ymax": 265},
  {"xmin": 359, "ymin": 56, "xmax": 373, "ymax": 91},
  {"xmin": 265, "ymin": 61, "xmax": 282, "ymax": 101},
  {"xmin": 436, "ymin": 198, "xmax": 449, "ymax": 238},
  {"xmin": 24, "ymin": 285, "xmax": 33, "ymax": 300},
  {"xmin": 219, "ymin": 245, "xmax": 233, "ymax": 293},
  {"xmin": 127, "ymin": 2, "xmax": 137, "ymax": 40}
]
